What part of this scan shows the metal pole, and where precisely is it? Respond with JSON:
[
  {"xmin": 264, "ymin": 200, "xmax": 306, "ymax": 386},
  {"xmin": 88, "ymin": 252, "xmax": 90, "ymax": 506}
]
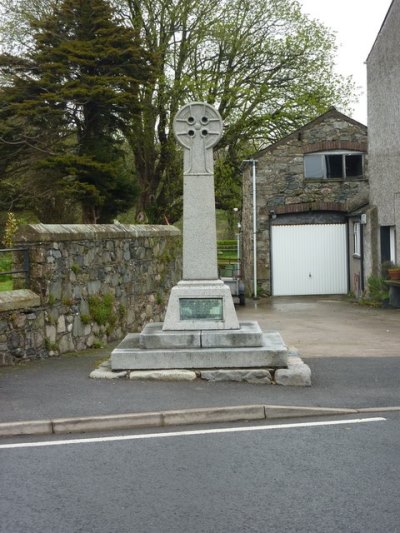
[{"xmin": 251, "ymin": 160, "xmax": 257, "ymax": 298}]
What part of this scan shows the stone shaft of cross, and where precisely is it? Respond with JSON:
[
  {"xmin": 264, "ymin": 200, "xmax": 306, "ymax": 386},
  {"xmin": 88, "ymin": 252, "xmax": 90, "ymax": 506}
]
[{"xmin": 173, "ymin": 102, "xmax": 223, "ymax": 281}]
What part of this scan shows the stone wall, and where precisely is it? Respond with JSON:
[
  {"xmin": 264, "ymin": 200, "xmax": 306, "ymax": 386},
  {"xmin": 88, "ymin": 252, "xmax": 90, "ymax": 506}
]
[
  {"xmin": 0, "ymin": 291, "xmax": 45, "ymax": 366},
  {"xmin": 367, "ymin": 0, "xmax": 400, "ymax": 272},
  {"xmin": 0, "ymin": 224, "xmax": 181, "ymax": 365},
  {"xmin": 242, "ymin": 108, "xmax": 369, "ymax": 295}
]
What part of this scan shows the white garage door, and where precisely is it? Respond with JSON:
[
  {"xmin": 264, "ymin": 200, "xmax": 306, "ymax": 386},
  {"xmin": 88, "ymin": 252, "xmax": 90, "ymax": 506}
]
[{"xmin": 271, "ymin": 224, "xmax": 348, "ymax": 296}]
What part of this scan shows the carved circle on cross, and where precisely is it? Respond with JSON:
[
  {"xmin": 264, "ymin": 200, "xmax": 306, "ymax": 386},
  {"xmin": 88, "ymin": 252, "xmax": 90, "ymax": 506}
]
[{"xmin": 173, "ymin": 102, "xmax": 223, "ymax": 150}]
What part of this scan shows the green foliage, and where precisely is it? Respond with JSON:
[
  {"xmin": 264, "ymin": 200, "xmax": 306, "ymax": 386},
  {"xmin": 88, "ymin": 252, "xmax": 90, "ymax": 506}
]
[
  {"xmin": 4, "ymin": 212, "xmax": 18, "ymax": 247},
  {"xmin": 126, "ymin": 0, "xmax": 356, "ymax": 223},
  {"xmin": 361, "ymin": 276, "xmax": 389, "ymax": 307},
  {"xmin": 0, "ymin": 252, "xmax": 13, "ymax": 291},
  {"xmin": 80, "ymin": 314, "xmax": 91, "ymax": 325},
  {"xmin": 92, "ymin": 339, "xmax": 104, "ymax": 349},
  {"xmin": 217, "ymin": 240, "xmax": 238, "ymax": 262},
  {"xmin": 88, "ymin": 293, "xmax": 115, "ymax": 326},
  {"xmin": 71, "ymin": 263, "xmax": 81, "ymax": 275},
  {"xmin": 214, "ymin": 158, "xmax": 242, "ymax": 214},
  {"xmin": 0, "ymin": 278, "xmax": 13, "ymax": 292},
  {"xmin": 0, "ymin": 0, "xmax": 356, "ymax": 224},
  {"xmin": 117, "ymin": 304, "xmax": 127, "ymax": 321},
  {"xmin": 0, "ymin": 0, "xmax": 152, "ymax": 223},
  {"xmin": 44, "ymin": 338, "xmax": 59, "ymax": 352}
]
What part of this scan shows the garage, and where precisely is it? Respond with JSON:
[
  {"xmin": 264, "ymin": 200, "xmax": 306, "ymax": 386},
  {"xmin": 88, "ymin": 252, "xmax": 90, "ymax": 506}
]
[{"xmin": 271, "ymin": 224, "xmax": 348, "ymax": 296}]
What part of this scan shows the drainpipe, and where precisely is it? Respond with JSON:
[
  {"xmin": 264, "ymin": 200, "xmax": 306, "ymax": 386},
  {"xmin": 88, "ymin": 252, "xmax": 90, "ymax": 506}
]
[
  {"xmin": 360, "ymin": 223, "xmax": 365, "ymax": 292},
  {"xmin": 243, "ymin": 159, "xmax": 258, "ymax": 298}
]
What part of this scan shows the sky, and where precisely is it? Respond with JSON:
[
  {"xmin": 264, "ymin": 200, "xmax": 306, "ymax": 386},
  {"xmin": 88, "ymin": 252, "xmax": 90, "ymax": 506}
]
[{"xmin": 298, "ymin": 0, "xmax": 393, "ymax": 125}]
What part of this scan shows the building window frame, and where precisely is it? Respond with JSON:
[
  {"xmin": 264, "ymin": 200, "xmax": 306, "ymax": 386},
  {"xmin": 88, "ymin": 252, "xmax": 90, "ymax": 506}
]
[
  {"xmin": 381, "ymin": 226, "xmax": 396, "ymax": 264},
  {"xmin": 304, "ymin": 150, "xmax": 364, "ymax": 180},
  {"xmin": 353, "ymin": 222, "xmax": 361, "ymax": 257}
]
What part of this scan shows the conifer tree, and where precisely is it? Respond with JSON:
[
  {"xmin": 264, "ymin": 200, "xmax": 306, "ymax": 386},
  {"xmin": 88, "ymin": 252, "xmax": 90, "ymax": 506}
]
[{"xmin": 0, "ymin": 0, "xmax": 152, "ymax": 223}]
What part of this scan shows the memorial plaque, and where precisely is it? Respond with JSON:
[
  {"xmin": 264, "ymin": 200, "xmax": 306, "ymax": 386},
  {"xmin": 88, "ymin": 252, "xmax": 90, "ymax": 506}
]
[{"xmin": 179, "ymin": 298, "xmax": 223, "ymax": 321}]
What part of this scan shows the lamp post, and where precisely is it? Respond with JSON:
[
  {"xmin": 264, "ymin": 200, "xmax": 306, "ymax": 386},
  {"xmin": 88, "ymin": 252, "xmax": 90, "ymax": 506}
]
[{"xmin": 243, "ymin": 159, "xmax": 258, "ymax": 299}]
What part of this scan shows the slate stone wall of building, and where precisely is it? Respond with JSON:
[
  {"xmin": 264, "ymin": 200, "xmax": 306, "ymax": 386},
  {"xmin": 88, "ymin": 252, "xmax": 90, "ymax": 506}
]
[
  {"xmin": 367, "ymin": 0, "xmax": 400, "ymax": 272},
  {"xmin": 0, "ymin": 224, "xmax": 181, "ymax": 365},
  {"xmin": 242, "ymin": 110, "xmax": 369, "ymax": 295}
]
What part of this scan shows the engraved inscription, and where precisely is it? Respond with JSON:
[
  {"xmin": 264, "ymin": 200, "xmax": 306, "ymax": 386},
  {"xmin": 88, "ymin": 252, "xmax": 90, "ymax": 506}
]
[{"xmin": 179, "ymin": 298, "xmax": 223, "ymax": 321}]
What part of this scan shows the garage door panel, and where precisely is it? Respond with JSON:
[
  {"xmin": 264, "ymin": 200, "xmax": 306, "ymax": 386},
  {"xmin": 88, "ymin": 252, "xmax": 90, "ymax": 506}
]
[{"xmin": 272, "ymin": 224, "xmax": 348, "ymax": 296}]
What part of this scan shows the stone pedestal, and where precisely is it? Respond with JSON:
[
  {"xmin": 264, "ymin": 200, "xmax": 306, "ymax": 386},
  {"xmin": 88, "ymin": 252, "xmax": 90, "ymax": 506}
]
[
  {"xmin": 111, "ymin": 321, "xmax": 287, "ymax": 370},
  {"xmin": 162, "ymin": 280, "xmax": 239, "ymax": 330}
]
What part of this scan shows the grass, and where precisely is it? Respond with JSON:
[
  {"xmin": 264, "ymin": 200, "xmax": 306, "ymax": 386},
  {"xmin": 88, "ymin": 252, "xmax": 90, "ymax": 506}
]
[
  {"xmin": 217, "ymin": 239, "xmax": 239, "ymax": 278},
  {"xmin": 217, "ymin": 240, "xmax": 238, "ymax": 263},
  {"xmin": 0, "ymin": 252, "xmax": 13, "ymax": 291}
]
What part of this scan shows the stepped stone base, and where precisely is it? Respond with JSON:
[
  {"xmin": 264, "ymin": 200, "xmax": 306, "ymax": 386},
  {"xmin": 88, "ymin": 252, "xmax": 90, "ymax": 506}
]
[
  {"xmin": 111, "ymin": 321, "xmax": 288, "ymax": 371},
  {"xmin": 92, "ymin": 355, "xmax": 312, "ymax": 386},
  {"xmin": 140, "ymin": 321, "xmax": 263, "ymax": 349}
]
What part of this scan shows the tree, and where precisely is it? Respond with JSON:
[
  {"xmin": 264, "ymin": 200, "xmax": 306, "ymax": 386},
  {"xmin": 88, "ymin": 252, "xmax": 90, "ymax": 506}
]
[
  {"xmin": 0, "ymin": 0, "xmax": 152, "ymax": 222},
  {"xmin": 122, "ymin": 0, "xmax": 356, "ymax": 222},
  {"xmin": 0, "ymin": 0, "xmax": 356, "ymax": 224}
]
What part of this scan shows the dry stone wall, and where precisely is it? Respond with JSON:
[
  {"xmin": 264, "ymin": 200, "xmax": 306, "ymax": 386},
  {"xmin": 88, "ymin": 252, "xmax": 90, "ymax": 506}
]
[{"xmin": 0, "ymin": 224, "xmax": 181, "ymax": 365}]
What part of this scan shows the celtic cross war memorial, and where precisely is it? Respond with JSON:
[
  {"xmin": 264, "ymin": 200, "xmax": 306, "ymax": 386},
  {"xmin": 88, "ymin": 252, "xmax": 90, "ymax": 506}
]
[{"xmin": 111, "ymin": 102, "xmax": 288, "ymax": 372}]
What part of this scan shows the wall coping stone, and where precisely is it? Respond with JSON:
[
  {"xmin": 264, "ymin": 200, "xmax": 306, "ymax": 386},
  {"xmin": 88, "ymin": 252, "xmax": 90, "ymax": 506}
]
[
  {"xmin": 15, "ymin": 224, "xmax": 180, "ymax": 243},
  {"xmin": 0, "ymin": 289, "xmax": 41, "ymax": 312}
]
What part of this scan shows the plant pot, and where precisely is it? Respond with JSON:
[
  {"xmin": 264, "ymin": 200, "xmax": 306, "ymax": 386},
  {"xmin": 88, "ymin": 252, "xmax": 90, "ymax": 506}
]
[{"xmin": 388, "ymin": 269, "xmax": 400, "ymax": 280}]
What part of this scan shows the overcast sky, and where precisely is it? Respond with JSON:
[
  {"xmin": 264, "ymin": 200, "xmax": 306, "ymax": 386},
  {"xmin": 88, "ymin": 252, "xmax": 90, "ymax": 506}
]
[{"xmin": 298, "ymin": 0, "xmax": 393, "ymax": 125}]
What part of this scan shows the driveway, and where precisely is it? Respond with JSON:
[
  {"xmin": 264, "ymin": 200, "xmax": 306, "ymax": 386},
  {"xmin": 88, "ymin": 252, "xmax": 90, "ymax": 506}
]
[{"xmin": 237, "ymin": 296, "xmax": 400, "ymax": 358}]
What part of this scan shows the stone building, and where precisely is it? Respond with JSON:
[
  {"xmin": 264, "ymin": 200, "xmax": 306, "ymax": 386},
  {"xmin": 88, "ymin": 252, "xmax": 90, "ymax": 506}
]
[
  {"xmin": 366, "ymin": 0, "xmax": 400, "ymax": 275},
  {"xmin": 241, "ymin": 108, "xmax": 369, "ymax": 297}
]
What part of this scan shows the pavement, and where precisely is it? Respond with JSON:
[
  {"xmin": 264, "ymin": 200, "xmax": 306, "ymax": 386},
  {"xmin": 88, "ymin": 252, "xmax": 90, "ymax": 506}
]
[{"xmin": 1, "ymin": 296, "xmax": 399, "ymax": 437}]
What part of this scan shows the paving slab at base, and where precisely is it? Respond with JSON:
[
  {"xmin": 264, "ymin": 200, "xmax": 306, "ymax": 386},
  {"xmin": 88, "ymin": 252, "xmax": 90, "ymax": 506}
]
[
  {"xmin": 200, "ymin": 368, "xmax": 272, "ymax": 384},
  {"xmin": 130, "ymin": 369, "xmax": 197, "ymax": 381},
  {"xmin": 111, "ymin": 331, "xmax": 287, "ymax": 370},
  {"xmin": 275, "ymin": 355, "xmax": 312, "ymax": 387}
]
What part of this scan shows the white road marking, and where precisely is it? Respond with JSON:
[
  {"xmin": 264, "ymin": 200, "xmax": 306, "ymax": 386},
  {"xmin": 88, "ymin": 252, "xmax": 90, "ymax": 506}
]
[{"xmin": 0, "ymin": 417, "xmax": 386, "ymax": 450}]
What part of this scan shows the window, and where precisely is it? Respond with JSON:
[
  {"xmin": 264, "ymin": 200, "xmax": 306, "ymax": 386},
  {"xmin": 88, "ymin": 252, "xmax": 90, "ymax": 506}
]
[
  {"xmin": 304, "ymin": 151, "xmax": 364, "ymax": 179},
  {"xmin": 353, "ymin": 222, "xmax": 361, "ymax": 257},
  {"xmin": 381, "ymin": 226, "xmax": 396, "ymax": 263}
]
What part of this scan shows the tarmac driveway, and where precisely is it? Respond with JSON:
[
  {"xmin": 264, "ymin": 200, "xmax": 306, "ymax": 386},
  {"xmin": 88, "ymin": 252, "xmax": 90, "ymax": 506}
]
[{"xmin": 237, "ymin": 296, "xmax": 400, "ymax": 358}]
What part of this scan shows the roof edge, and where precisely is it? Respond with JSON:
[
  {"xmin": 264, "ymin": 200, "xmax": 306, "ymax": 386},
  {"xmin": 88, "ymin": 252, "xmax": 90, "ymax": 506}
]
[{"xmin": 249, "ymin": 107, "xmax": 367, "ymax": 160}]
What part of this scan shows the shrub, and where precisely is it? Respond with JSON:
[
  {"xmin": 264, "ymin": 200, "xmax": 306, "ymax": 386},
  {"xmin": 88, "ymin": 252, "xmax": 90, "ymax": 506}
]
[
  {"xmin": 88, "ymin": 293, "xmax": 115, "ymax": 326},
  {"xmin": 363, "ymin": 275, "xmax": 389, "ymax": 307}
]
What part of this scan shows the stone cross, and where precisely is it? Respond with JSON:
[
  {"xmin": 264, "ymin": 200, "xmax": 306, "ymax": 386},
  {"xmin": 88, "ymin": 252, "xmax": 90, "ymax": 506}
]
[
  {"xmin": 174, "ymin": 102, "xmax": 223, "ymax": 280},
  {"xmin": 162, "ymin": 101, "xmax": 239, "ymax": 330}
]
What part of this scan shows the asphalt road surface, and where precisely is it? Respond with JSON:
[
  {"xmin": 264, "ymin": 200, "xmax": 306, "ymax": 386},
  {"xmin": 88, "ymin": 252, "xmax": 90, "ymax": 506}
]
[{"xmin": 1, "ymin": 414, "xmax": 399, "ymax": 533}]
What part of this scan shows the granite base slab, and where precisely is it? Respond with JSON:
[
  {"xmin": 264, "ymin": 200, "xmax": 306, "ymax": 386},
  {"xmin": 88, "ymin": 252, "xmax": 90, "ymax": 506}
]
[
  {"xmin": 111, "ymin": 331, "xmax": 287, "ymax": 371},
  {"xmin": 139, "ymin": 321, "xmax": 264, "ymax": 350}
]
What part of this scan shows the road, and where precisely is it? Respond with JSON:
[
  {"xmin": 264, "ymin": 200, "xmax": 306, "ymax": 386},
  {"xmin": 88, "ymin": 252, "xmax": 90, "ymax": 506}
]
[{"xmin": 1, "ymin": 414, "xmax": 400, "ymax": 533}]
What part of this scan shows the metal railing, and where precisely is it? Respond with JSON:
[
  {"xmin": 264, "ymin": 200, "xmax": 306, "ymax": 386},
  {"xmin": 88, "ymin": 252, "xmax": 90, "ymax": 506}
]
[{"xmin": 0, "ymin": 247, "xmax": 30, "ymax": 289}]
